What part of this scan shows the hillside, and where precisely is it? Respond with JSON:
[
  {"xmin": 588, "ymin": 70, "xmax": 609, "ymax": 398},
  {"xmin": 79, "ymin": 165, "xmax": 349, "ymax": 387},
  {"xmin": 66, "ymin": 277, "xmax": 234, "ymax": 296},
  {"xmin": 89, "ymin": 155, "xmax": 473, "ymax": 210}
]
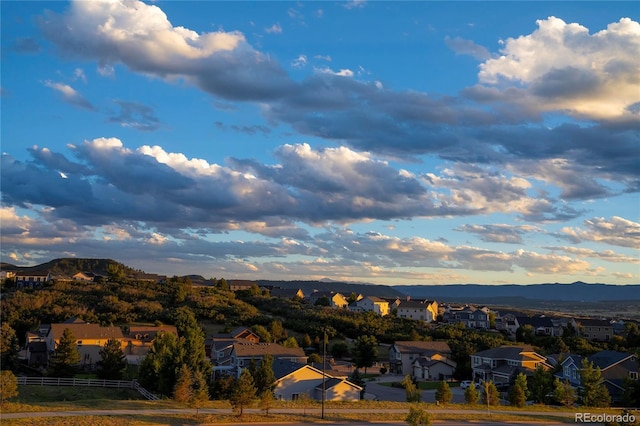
[{"xmin": 0, "ymin": 258, "xmax": 137, "ymax": 277}]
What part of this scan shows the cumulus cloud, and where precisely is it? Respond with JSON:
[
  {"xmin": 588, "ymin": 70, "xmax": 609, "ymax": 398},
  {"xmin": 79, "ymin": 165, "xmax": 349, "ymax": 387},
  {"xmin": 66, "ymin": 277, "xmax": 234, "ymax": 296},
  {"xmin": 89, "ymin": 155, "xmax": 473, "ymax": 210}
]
[
  {"xmin": 43, "ymin": 81, "xmax": 95, "ymax": 110},
  {"xmin": 478, "ymin": 17, "xmax": 640, "ymax": 120},
  {"xmin": 560, "ymin": 216, "xmax": 640, "ymax": 248}
]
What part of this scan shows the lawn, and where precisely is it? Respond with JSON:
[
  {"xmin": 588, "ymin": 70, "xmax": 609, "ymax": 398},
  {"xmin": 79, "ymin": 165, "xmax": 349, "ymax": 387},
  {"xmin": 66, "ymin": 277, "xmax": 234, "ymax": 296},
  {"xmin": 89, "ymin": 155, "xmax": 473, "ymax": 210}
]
[{"xmin": 378, "ymin": 380, "xmax": 461, "ymax": 390}]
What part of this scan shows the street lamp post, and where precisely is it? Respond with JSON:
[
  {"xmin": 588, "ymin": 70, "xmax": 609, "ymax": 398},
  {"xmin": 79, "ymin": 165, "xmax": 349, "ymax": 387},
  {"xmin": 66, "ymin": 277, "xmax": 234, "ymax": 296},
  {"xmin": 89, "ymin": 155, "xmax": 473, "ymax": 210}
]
[{"xmin": 321, "ymin": 328, "xmax": 326, "ymax": 419}]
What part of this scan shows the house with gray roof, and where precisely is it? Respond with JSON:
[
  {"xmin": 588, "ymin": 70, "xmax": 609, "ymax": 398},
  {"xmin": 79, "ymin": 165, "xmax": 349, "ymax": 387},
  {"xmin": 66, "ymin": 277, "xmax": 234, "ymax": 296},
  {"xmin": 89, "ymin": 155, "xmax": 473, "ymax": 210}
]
[
  {"xmin": 389, "ymin": 340, "xmax": 452, "ymax": 375},
  {"xmin": 471, "ymin": 345, "xmax": 551, "ymax": 385}
]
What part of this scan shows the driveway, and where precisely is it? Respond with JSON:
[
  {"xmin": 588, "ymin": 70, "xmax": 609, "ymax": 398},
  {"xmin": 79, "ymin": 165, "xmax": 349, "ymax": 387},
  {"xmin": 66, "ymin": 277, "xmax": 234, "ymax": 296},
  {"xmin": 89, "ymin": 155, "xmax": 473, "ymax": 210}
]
[{"xmin": 366, "ymin": 375, "xmax": 467, "ymax": 404}]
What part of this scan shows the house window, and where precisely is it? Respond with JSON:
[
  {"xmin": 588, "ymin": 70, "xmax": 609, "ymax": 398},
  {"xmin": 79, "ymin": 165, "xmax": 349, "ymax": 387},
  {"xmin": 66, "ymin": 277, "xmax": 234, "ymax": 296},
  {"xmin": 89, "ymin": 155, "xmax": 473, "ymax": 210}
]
[
  {"xmin": 630, "ymin": 372, "xmax": 638, "ymax": 380},
  {"xmin": 564, "ymin": 366, "xmax": 570, "ymax": 377},
  {"xmin": 291, "ymin": 393, "xmax": 299, "ymax": 401},
  {"xmin": 77, "ymin": 340, "xmax": 83, "ymax": 346}
]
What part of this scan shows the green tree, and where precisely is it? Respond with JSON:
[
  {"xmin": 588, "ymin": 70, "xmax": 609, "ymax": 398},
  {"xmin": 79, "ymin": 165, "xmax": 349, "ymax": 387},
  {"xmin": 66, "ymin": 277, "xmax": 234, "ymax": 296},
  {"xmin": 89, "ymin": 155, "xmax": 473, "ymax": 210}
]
[
  {"xmin": 253, "ymin": 355, "xmax": 276, "ymax": 396},
  {"xmin": 516, "ymin": 325, "xmax": 535, "ymax": 343},
  {"xmin": 0, "ymin": 370, "xmax": 18, "ymax": 403},
  {"xmin": 48, "ymin": 328, "xmax": 80, "ymax": 377},
  {"xmin": 259, "ymin": 389, "xmax": 274, "ymax": 416},
  {"xmin": 352, "ymin": 335, "xmax": 378, "ymax": 374},
  {"xmin": 230, "ymin": 368, "xmax": 257, "ymax": 416},
  {"xmin": 173, "ymin": 364, "xmax": 194, "ymax": 403},
  {"xmin": 331, "ymin": 341, "xmax": 350, "ymax": 359},
  {"xmin": 315, "ymin": 296, "xmax": 330, "ymax": 306},
  {"xmin": 307, "ymin": 353, "xmax": 322, "ymax": 364},
  {"xmin": 0, "ymin": 323, "xmax": 19, "ymax": 371},
  {"xmin": 191, "ymin": 369, "xmax": 210, "ymax": 406},
  {"xmin": 405, "ymin": 404, "xmax": 431, "ymax": 426},
  {"xmin": 402, "ymin": 375, "xmax": 421, "ymax": 403},
  {"xmin": 282, "ymin": 337, "xmax": 299, "ymax": 348},
  {"xmin": 251, "ymin": 325, "xmax": 271, "ymax": 343},
  {"xmin": 482, "ymin": 380, "xmax": 500, "ymax": 406},
  {"xmin": 269, "ymin": 320, "xmax": 287, "ymax": 343},
  {"xmin": 553, "ymin": 378, "xmax": 576, "ymax": 407},
  {"xmin": 96, "ymin": 338, "xmax": 127, "ymax": 379},
  {"xmin": 464, "ymin": 383, "xmax": 478, "ymax": 405},
  {"xmin": 509, "ymin": 373, "xmax": 528, "ymax": 407},
  {"xmin": 139, "ymin": 331, "xmax": 180, "ymax": 395},
  {"xmin": 435, "ymin": 381, "xmax": 452, "ymax": 404},
  {"xmin": 529, "ymin": 365, "xmax": 552, "ymax": 403},
  {"xmin": 580, "ymin": 358, "xmax": 610, "ymax": 407},
  {"xmin": 349, "ymin": 369, "xmax": 366, "ymax": 399},
  {"xmin": 301, "ymin": 334, "xmax": 312, "ymax": 348}
]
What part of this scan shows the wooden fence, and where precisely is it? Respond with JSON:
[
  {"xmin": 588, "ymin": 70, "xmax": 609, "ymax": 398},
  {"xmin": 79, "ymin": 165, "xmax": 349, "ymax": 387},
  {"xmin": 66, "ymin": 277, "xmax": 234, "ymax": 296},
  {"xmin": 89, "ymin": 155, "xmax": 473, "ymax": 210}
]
[{"xmin": 17, "ymin": 376, "xmax": 160, "ymax": 400}]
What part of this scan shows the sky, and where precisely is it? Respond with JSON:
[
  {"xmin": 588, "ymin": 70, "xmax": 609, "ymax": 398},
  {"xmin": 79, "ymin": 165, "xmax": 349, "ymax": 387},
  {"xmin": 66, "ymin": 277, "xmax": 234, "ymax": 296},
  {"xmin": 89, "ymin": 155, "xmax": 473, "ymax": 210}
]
[{"xmin": 1, "ymin": 1, "xmax": 639, "ymax": 286}]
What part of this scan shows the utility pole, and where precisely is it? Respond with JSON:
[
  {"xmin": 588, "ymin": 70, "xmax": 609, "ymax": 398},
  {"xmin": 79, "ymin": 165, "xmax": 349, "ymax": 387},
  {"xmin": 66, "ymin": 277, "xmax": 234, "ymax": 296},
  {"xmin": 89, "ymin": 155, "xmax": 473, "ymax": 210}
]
[{"xmin": 321, "ymin": 328, "xmax": 326, "ymax": 419}]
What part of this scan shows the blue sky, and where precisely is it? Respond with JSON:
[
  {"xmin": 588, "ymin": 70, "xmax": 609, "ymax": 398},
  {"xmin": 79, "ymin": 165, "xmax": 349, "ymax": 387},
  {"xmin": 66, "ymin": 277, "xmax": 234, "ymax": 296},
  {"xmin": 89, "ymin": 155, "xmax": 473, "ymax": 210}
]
[{"xmin": 1, "ymin": 1, "xmax": 638, "ymax": 285}]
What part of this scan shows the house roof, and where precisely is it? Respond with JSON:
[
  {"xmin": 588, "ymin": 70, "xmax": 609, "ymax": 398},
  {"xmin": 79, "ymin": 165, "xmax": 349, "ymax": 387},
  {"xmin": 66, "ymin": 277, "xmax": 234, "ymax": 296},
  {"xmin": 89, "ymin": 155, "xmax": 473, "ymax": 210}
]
[
  {"xmin": 366, "ymin": 296, "xmax": 388, "ymax": 303},
  {"xmin": 398, "ymin": 301, "xmax": 429, "ymax": 309},
  {"xmin": 270, "ymin": 288, "xmax": 303, "ymax": 298},
  {"xmin": 414, "ymin": 356, "xmax": 456, "ymax": 369},
  {"xmin": 315, "ymin": 377, "xmax": 362, "ymax": 391},
  {"xmin": 232, "ymin": 342, "xmax": 305, "ymax": 358},
  {"xmin": 48, "ymin": 323, "xmax": 124, "ymax": 341},
  {"xmin": 560, "ymin": 353, "xmax": 584, "ymax": 367},
  {"xmin": 516, "ymin": 316, "xmax": 555, "ymax": 328},
  {"xmin": 472, "ymin": 345, "xmax": 543, "ymax": 360},
  {"xmin": 577, "ymin": 318, "xmax": 612, "ymax": 327},
  {"xmin": 126, "ymin": 325, "xmax": 177, "ymax": 341},
  {"xmin": 392, "ymin": 340, "xmax": 451, "ymax": 355},
  {"xmin": 588, "ymin": 350, "xmax": 634, "ymax": 370},
  {"xmin": 272, "ymin": 360, "xmax": 309, "ymax": 379}
]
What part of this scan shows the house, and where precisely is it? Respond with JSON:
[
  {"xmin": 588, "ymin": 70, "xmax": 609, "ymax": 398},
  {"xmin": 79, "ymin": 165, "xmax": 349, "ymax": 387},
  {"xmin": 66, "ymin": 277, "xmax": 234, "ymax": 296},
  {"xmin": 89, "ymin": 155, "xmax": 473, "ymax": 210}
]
[
  {"xmin": 122, "ymin": 325, "xmax": 178, "ymax": 365},
  {"xmin": 515, "ymin": 315, "xmax": 560, "ymax": 337},
  {"xmin": 228, "ymin": 280, "xmax": 258, "ymax": 291},
  {"xmin": 412, "ymin": 354, "xmax": 457, "ymax": 381},
  {"xmin": 350, "ymin": 296, "xmax": 389, "ymax": 316},
  {"xmin": 270, "ymin": 288, "xmax": 305, "ymax": 300},
  {"xmin": 72, "ymin": 272, "xmax": 94, "ymax": 282},
  {"xmin": 272, "ymin": 360, "xmax": 361, "ymax": 401},
  {"xmin": 389, "ymin": 340, "xmax": 452, "ymax": 376},
  {"xmin": 557, "ymin": 351, "xmax": 639, "ymax": 402},
  {"xmin": 443, "ymin": 305, "xmax": 490, "ymax": 329},
  {"xmin": 576, "ymin": 318, "xmax": 614, "ymax": 342},
  {"xmin": 397, "ymin": 301, "xmax": 435, "ymax": 322},
  {"xmin": 228, "ymin": 342, "xmax": 307, "ymax": 377},
  {"xmin": 15, "ymin": 271, "xmax": 52, "ymax": 288},
  {"xmin": 45, "ymin": 323, "xmax": 124, "ymax": 368},
  {"xmin": 471, "ymin": 345, "xmax": 551, "ymax": 385},
  {"xmin": 307, "ymin": 291, "xmax": 348, "ymax": 308},
  {"xmin": 26, "ymin": 341, "xmax": 48, "ymax": 366}
]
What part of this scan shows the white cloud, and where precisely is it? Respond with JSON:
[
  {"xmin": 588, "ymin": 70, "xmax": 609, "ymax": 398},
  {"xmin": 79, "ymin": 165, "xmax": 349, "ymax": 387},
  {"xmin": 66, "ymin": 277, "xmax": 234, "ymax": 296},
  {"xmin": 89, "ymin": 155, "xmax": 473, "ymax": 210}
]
[
  {"xmin": 265, "ymin": 23, "xmax": 282, "ymax": 34},
  {"xmin": 43, "ymin": 80, "xmax": 94, "ymax": 110},
  {"xmin": 560, "ymin": 216, "xmax": 640, "ymax": 248},
  {"xmin": 291, "ymin": 54, "xmax": 307, "ymax": 68},
  {"xmin": 478, "ymin": 17, "xmax": 640, "ymax": 120}
]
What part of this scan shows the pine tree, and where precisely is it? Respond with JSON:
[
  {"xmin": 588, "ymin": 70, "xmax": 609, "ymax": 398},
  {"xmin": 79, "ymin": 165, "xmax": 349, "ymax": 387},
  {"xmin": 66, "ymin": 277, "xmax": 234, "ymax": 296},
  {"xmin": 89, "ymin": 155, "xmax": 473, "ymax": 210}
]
[
  {"xmin": 48, "ymin": 328, "xmax": 80, "ymax": 377},
  {"xmin": 435, "ymin": 381, "xmax": 452, "ymax": 404},
  {"xmin": 402, "ymin": 375, "xmax": 421, "ymax": 403},
  {"xmin": 259, "ymin": 390, "xmax": 274, "ymax": 416},
  {"xmin": 509, "ymin": 373, "xmax": 528, "ymax": 408},
  {"xmin": 464, "ymin": 383, "xmax": 478, "ymax": 405},
  {"xmin": 0, "ymin": 323, "xmax": 19, "ymax": 370},
  {"xmin": 173, "ymin": 364, "xmax": 194, "ymax": 403},
  {"xmin": 96, "ymin": 338, "xmax": 127, "ymax": 379},
  {"xmin": 529, "ymin": 364, "xmax": 552, "ymax": 403},
  {"xmin": 230, "ymin": 369, "xmax": 257, "ymax": 416},
  {"xmin": 191, "ymin": 369, "xmax": 210, "ymax": 406},
  {"xmin": 580, "ymin": 358, "xmax": 610, "ymax": 407},
  {"xmin": 482, "ymin": 380, "xmax": 500, "ymax": 406},
  {"xmin": 553, "ymin": 378, "xmax": 576, "ymax": 407},
  {"xmin": 254, "ymin": 354, "xmax": 276, "ymax": 396}
]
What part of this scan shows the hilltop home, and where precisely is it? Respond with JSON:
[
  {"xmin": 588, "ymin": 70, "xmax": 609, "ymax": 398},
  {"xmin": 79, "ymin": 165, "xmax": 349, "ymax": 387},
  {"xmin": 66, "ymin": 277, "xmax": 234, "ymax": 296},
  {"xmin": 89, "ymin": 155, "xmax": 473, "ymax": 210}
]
[
  {"xmin": 46, "ymin": 323, "xmax": 124, "ymax": 368},
  {"xmin": 272, "ymin": 360, "xmax": 362, "ymax": 401},
  {"xmin": 270, "ymin": 288, "xmax": 305, "ymax": 300},
  {"xmin": 471, "ymin": 345, "xmax": 550, "ymax": 385},
  {"xmin": 122, "ymin": 325, "xmax": 178, "ymax": 365},
  {"xmin": 15, "ymin": 271, "xmax": 51, "ymax": 289},
  {"xmin": 228, "ymin": 342, "xmax": 307, "ymax": 378},
  {"xmin": 412, "ymin": 354, "xmax": 457, "ymax": 381},
  {"xmin": 397, "ymin": 300, "xmax": 436, "ymax": 322},
  {"xmin": 557, "ymin": 351, "xmax": 639, "ymax": 402},
  {"xmin": 577, "ymin": 318, "xmax": 614, "ymax": 342},
  {"xmin": 389, "ymin": 340, "xmax": 452, "ymax": 376},
  {"xmin": 350, "ymin": 296, "xmax": 390, "ymax": 316},
  {"xmin": 307, "ymin": 291, "xmax": 349, "ymax": 308},
  {"xmin": 444, "ymin": 305, "xmax": 491, "ymax": 329}
]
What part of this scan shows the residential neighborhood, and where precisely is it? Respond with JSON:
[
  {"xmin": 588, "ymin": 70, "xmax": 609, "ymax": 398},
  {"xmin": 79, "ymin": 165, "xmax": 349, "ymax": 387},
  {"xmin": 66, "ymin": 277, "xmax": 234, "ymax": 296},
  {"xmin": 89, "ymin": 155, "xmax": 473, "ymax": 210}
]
[{"xmin": 1, "ymin": 261, "xmax": 639, "ymax": 415}]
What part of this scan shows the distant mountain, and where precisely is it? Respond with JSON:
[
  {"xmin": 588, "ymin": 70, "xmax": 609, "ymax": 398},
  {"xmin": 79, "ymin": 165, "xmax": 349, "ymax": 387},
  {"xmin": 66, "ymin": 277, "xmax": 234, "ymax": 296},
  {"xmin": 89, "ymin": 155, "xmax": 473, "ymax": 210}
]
[
  {"xmin": 258, "ymin": 280, "xmax": 405, "ymax": 299},
  {"xmin": 395, "ymin": 282, "xmax": 640, "ymax": 302},
  {"xmin": 0, "ymin": 258, "xmax": 137, "ymax": 277}
]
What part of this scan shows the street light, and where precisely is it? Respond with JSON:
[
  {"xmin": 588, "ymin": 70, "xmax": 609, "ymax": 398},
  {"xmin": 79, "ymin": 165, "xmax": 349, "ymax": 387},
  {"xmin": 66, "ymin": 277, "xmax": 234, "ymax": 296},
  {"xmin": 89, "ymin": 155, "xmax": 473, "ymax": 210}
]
[{"xmin": 321, "ymin": 328, "xmax": 326, "ymax": 419}]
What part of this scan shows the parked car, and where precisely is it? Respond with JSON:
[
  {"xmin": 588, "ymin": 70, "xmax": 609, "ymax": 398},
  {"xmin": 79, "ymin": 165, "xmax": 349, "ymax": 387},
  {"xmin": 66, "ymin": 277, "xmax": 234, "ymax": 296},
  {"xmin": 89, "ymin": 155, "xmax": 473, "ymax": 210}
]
[{"xmin": 460, "ymin": 380, "xmax": 475, "ymax": 389}]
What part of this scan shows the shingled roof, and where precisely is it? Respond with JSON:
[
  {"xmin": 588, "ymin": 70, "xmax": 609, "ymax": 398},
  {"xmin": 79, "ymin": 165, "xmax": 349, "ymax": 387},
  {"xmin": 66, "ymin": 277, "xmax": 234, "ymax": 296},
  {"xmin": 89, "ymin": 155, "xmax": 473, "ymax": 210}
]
[{"xmin": 393, "ymin": 340, "xmax": 451, "ymax": 355}]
